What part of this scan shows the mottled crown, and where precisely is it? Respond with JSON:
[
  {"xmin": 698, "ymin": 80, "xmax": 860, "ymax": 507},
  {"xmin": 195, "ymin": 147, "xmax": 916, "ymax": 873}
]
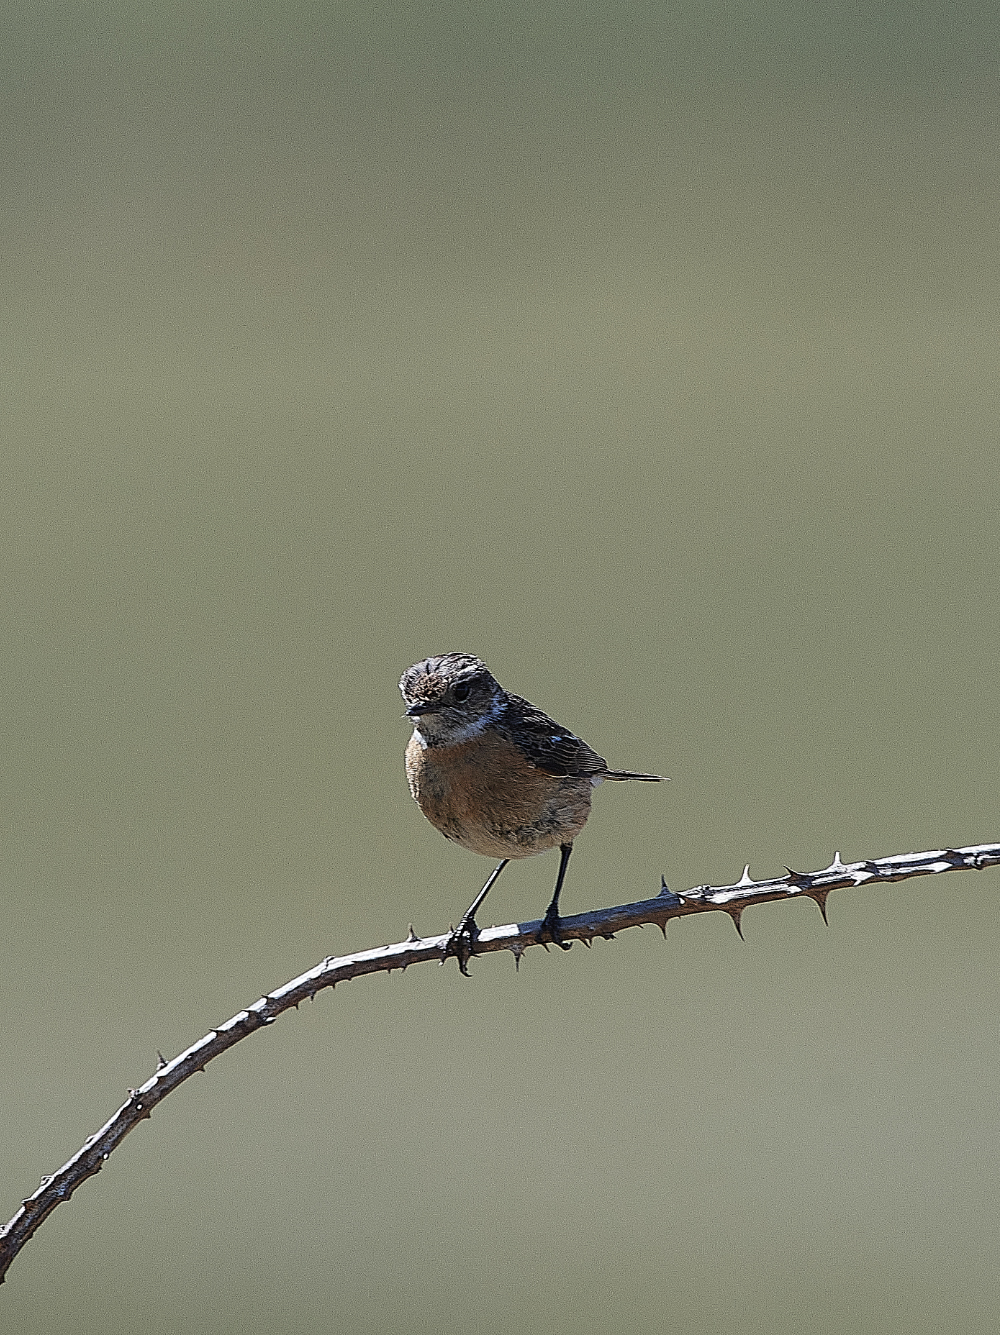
[{"xmin": 399, "ymin": 653, "xmax": 502, "ymax": 734}]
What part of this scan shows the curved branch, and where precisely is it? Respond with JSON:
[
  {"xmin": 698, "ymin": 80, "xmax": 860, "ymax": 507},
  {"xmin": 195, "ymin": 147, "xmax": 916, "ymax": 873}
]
[{"xmin": 2, "ymin": 840, "xmax": 998, "ymax": 1283}]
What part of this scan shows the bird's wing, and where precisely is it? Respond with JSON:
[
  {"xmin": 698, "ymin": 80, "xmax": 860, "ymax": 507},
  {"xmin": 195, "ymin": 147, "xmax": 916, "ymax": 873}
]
[{"xmin": 498, "ymin": 695, "xmax": 608, "ymax": 778}]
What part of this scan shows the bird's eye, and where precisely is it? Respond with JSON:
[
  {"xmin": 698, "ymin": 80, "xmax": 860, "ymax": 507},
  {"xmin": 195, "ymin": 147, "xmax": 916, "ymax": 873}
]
[{"xmin": 452, "ymin": 681, "xmax": 472, "ymax": 703}]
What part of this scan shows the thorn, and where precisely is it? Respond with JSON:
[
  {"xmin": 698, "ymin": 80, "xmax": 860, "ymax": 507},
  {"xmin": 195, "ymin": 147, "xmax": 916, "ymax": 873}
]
[
  {"xmin": 156, "ymin": 1051, "xmax": 167, "ymax": 1070},
  {"xmin": 824, "ymin": 851, "xmax": 850, "ymax": 877},
  {"xmin": 784, "ymin": 866, "xmax": 813, "ymax": 891},
  {"xmin": 406, "ymin": 924, "xmax": 420, "ymax": 943},
  {"xmin": 655, "ymin": 919, "xmax": 668, "ymax": 939},
  {"xmin": 659, "ymin": 873, "xmax": 672, "ymax": 896},
  {"xmin": 729, "ymin": 909, "xmax": 746, "ymax": 941},
  {"xmin": 582, "ymin": 936, "xmax": 592, "ymax": 948},
  {"xmin": 736, "ymin": 864, "xmax": 755, "ymax": 888},
  {"xmin": 809, "ymin": 889, "xmax": 831, "ymax": 925}
]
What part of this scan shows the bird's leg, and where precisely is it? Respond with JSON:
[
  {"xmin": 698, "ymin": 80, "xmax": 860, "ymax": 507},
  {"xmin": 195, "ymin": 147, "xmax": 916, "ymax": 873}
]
[
  {"xmin": 538, "ymin": 843, "xmax": 574, "ymax": 950},
  {"xmin": 441, "ymin": 859, "xmax": 510, "ymax": 975}
]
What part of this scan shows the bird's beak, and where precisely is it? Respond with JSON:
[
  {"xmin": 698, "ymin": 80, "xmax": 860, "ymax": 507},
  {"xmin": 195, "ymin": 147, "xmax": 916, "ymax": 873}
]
[{"xmin": 405, "ymin": 702, "xmax": 432, "ymax": 717}]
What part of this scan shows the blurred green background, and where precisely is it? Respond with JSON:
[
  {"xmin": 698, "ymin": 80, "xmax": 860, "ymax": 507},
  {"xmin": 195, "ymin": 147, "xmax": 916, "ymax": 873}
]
[{"xmin": 3, "ymin": 2, "xmax": 999, "ymax": 1330}]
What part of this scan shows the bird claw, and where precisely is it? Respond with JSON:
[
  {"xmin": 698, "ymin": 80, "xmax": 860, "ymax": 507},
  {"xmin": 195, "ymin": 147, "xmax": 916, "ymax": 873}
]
[
  {"xmin": 440, "ymin": 917, "xmax": 479, "ymax": 976},
  {"xmin": 537, "ymin": 904, "xmax": 572, "ymax": 951}
]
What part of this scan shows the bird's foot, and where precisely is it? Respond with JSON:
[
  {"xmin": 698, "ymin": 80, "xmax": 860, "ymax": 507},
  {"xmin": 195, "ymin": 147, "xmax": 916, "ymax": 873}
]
[
  {"xmin": 537, "ymin": 903, "xmax": 573, "ymax": 951},
  {"xmin": 439, "ymin": 915, "xmax": 480, "ymax": 976}
]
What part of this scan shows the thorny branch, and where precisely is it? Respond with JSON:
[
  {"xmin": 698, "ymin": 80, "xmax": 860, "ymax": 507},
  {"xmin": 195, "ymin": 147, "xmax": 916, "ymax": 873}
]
[{"xmin": 2, "ymin": 840, "xmax": 998, "ymax": 1283}]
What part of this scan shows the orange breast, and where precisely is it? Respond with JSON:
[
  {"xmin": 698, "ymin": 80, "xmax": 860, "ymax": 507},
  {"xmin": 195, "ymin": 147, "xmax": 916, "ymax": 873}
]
[{"xmin": 405, "ymin": 731, "xmax": 593, "ymax": 858}]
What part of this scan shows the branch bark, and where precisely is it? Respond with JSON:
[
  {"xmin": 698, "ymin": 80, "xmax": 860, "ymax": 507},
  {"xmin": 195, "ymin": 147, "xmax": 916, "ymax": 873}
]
[{"xmin": 2, "ymin": 840, "xmax": 998, "ymax": 1284}]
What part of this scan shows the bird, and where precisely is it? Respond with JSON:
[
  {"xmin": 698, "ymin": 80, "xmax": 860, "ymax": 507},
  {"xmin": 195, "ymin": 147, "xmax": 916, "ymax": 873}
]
[{"xmin": 399, "ymin": 652, "xmax": 665, "ymax": 973}]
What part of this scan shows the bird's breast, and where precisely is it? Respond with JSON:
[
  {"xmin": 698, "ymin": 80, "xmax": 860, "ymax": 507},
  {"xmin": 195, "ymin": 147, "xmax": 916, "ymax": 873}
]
[{"xmin": 405, "ymin": 730, "xmax": 593, "ymax": 858}]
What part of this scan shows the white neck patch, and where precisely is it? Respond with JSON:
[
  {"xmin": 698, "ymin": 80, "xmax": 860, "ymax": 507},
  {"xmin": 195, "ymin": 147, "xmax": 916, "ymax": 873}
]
[{"xmin": 411, "ymin": 694, "xmax": 504, "ymax": 747}]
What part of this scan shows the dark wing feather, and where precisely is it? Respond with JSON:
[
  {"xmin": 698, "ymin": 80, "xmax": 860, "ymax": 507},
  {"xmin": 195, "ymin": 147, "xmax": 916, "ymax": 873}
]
[{"xmin": 497, "ymin": 694, "xmax": 608, "ymax": 778}]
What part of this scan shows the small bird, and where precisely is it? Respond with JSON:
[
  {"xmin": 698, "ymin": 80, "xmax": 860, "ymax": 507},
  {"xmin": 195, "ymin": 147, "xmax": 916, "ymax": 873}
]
[{"xmin": 399, "ymin": 652, "xmax": 665, "ymax": 973}]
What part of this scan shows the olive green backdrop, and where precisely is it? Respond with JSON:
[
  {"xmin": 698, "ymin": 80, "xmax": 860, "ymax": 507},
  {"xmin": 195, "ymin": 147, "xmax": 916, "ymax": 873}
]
[{"xmin": 3, "ymin": 3, "xmax": 999, "ymax": 1331}]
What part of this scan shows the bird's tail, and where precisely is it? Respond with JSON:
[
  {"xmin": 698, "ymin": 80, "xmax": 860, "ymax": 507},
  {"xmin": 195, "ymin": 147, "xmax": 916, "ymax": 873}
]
[{"xmin": 603, "ymin": 769, "xmax": 668, "ymax": 782}]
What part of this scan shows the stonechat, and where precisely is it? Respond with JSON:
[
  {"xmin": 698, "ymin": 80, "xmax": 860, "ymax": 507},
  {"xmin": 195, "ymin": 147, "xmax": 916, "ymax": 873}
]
[{"xmin": 400, "ymin": 652, "xmax": 665, "ymax": 973}]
